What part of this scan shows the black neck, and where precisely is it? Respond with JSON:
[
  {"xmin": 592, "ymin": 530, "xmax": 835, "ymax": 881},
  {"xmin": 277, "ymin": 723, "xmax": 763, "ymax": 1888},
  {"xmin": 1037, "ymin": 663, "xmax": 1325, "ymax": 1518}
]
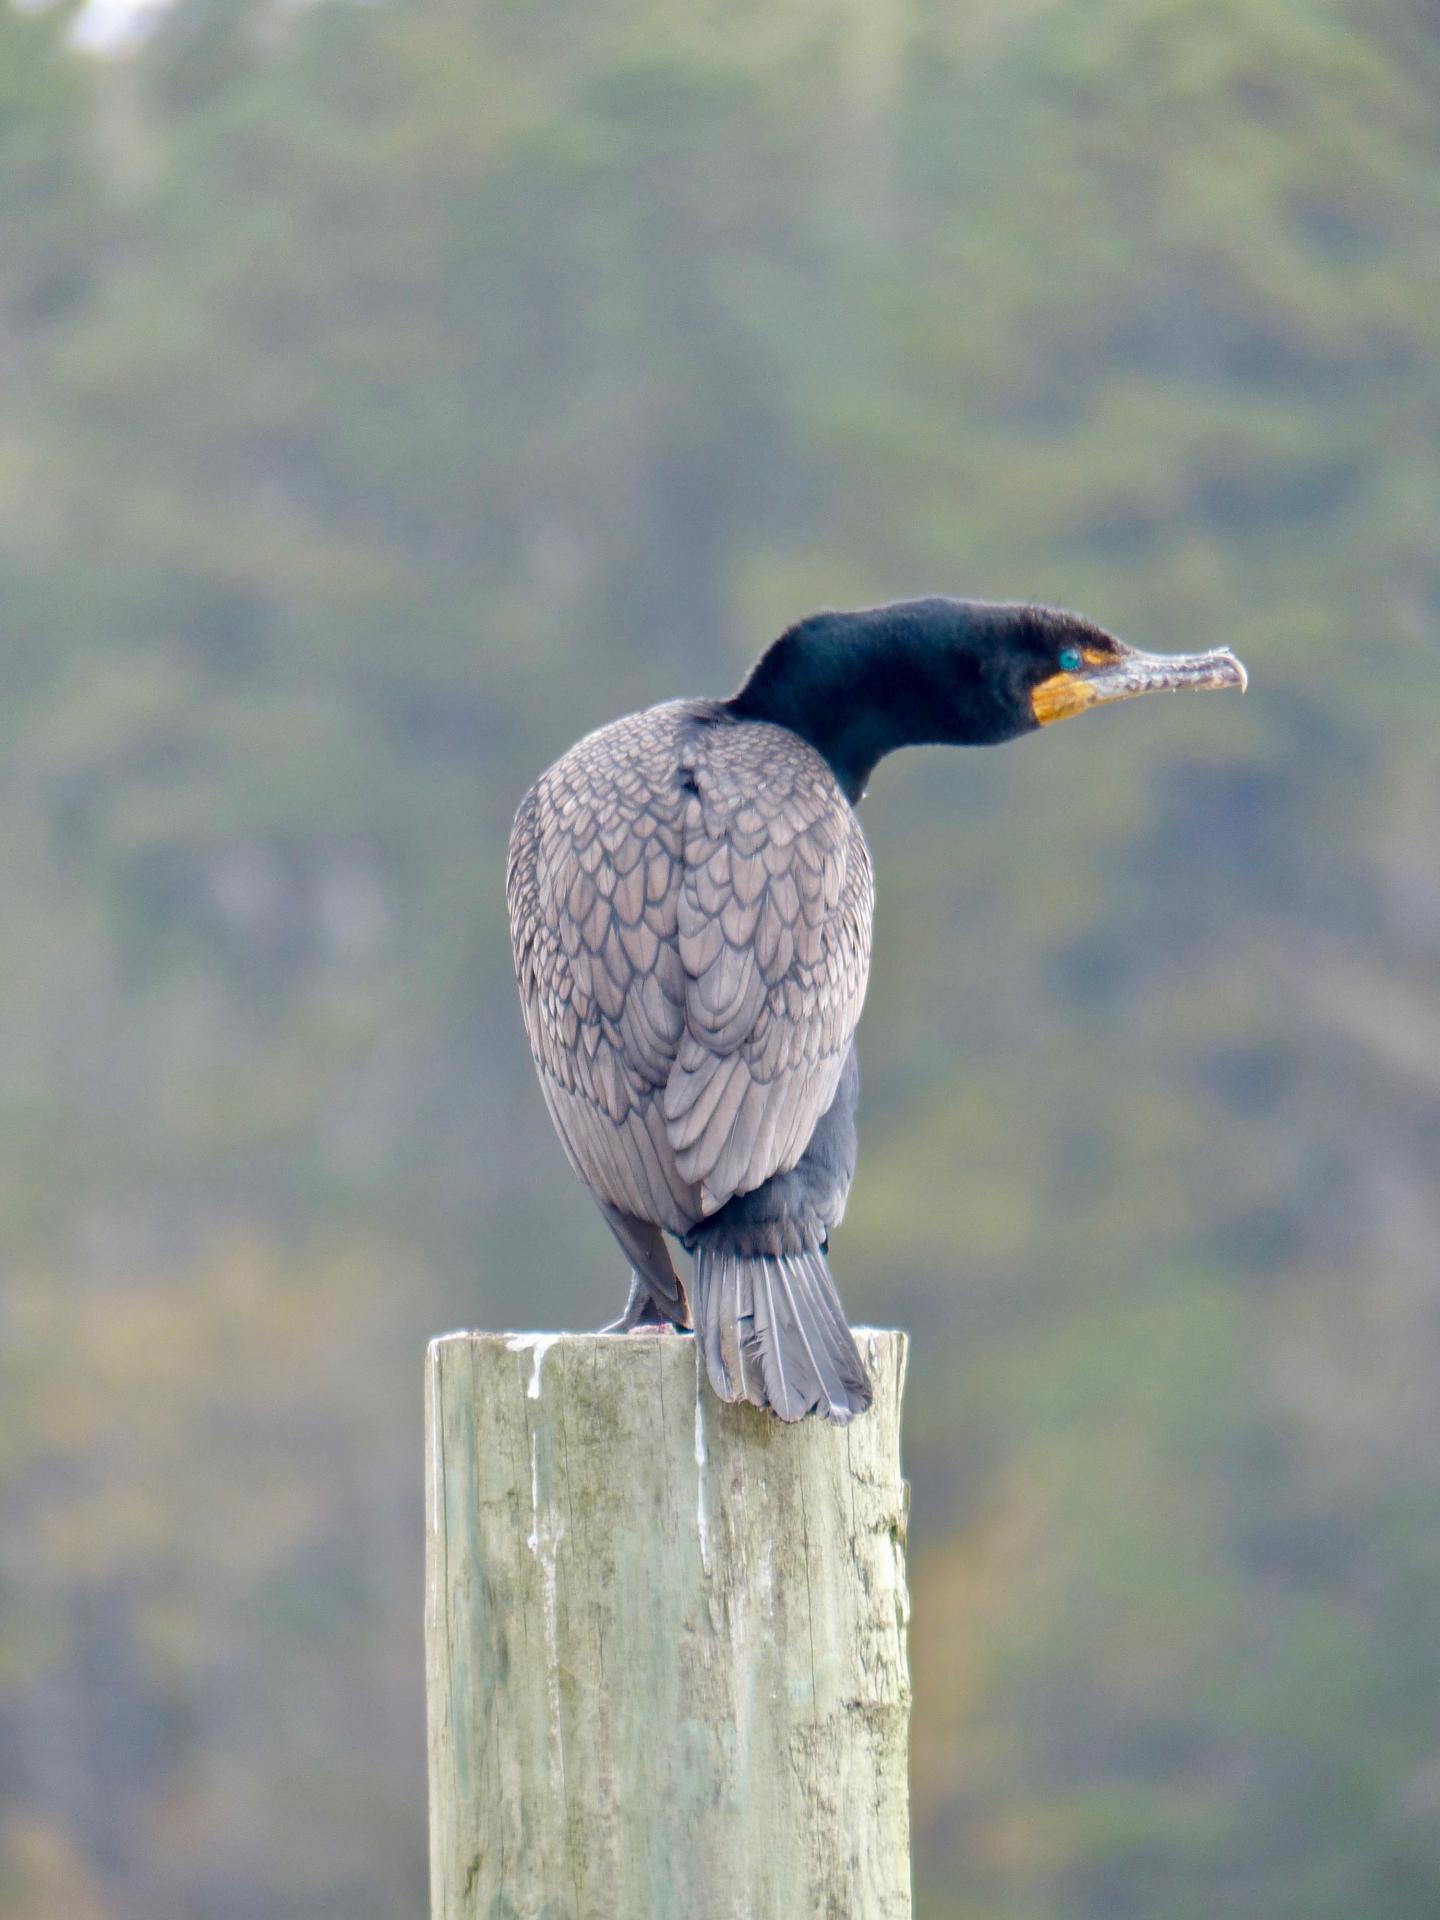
[{"xmin": 722, "ymin": 601, "xmax": 1021, "ymax": 801}]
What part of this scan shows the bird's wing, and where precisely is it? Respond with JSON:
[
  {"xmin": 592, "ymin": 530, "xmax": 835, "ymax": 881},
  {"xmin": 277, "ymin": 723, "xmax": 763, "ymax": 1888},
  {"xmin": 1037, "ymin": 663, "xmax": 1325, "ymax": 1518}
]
[
  {"xmin": 506, "ymin": 705, "xmax": 700, "ymax": 1233},
  {"xmin": 662, "ymin": 718, "xmax": 874, "ymax": 1215}
]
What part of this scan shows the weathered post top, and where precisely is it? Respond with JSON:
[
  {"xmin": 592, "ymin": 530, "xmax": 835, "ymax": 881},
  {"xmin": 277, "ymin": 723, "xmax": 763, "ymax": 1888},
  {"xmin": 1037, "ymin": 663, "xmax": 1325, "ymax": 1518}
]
[{"xmin": 425, "ymin": 1327, "xmax": 910, "ymax": 1920}]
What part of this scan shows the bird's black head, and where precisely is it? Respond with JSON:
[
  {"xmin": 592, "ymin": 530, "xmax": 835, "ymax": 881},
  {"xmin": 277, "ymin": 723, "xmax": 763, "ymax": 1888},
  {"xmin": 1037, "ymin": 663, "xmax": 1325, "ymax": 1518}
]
[{"xmin": 725, "ymin": 597, "xmax": 1247, "ymax": 800}]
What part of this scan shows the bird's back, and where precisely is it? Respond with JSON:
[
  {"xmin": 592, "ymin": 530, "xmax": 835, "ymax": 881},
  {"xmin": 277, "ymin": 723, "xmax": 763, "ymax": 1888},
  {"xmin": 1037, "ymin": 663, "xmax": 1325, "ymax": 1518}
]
[{"xmin": 507, "ymin": 698, "xmax": 874, "ymax": 1236}]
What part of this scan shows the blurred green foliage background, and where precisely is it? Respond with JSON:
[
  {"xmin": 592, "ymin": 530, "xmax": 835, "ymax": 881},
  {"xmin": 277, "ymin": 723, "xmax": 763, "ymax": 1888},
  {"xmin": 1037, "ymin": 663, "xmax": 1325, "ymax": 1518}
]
[{"xmin": 2, "ymin": 0, "xmax": 1439, "ymax": 1914}]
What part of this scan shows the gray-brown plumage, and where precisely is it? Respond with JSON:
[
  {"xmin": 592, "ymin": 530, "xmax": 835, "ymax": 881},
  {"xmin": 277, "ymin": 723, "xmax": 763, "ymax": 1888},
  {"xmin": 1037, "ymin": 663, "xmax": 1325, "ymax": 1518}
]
[
  {"xmin": 507, "ymin": 597, "xmax": 1247, "ymax": 1424},
  {"xmin": 508, "ymin": 699, "xmax": 874, "ymax": 1422}
]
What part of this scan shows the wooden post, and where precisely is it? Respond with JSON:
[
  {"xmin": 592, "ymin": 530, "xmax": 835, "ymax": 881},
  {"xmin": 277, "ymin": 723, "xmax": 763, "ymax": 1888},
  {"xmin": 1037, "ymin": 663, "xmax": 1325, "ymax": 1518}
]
[{"xmin": 425, "ymin": 1328, "xmax": 911, "ymax": 1919}]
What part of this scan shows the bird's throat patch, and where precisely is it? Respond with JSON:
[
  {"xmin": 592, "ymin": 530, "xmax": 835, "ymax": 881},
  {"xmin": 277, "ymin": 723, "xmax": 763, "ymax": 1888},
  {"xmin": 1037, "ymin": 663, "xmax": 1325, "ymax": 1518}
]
[{"xmin": 1030, "ymin": 671, "xmax": 1097, "ymax": 727}]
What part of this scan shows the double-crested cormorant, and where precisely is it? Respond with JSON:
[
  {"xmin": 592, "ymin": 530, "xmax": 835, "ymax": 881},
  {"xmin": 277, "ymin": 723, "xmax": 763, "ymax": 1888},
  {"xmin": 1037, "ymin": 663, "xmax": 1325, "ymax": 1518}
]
[{"xmin": 507, "ymin": 598, "xmax": 1246, "ymax": 1423}]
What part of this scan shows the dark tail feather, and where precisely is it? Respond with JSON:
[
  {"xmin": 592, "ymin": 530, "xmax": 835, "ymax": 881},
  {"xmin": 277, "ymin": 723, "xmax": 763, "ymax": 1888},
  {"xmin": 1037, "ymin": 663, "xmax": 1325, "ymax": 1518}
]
[{"xmin": 692, "ymin": 1242, "xmax": 871, "ymax": 1425}]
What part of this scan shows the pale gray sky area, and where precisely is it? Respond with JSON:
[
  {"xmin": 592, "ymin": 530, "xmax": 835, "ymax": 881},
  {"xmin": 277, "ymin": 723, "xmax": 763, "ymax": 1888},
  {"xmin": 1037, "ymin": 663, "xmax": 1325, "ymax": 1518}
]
[{"xmin": 13, "ymin": 0, "xmax": 172, "ymax": 53}]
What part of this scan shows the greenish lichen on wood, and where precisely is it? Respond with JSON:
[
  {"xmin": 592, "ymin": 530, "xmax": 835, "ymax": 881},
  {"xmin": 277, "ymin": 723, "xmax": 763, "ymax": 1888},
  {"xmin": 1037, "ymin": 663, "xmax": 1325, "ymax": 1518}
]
[{"xmin": 425, "ymin": 1329, "xmax": 911, "ymax": 1919}]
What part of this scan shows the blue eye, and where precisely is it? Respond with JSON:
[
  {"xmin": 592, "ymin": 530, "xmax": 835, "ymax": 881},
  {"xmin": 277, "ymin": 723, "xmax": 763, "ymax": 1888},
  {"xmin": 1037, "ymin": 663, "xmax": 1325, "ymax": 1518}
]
[{"xmin": 1059, "ymin": 647, "xmax": 1082, "ymax": 672}]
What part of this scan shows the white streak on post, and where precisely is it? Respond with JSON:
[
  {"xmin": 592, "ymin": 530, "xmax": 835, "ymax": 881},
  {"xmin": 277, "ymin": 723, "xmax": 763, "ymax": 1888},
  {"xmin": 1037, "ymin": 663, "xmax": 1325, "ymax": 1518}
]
[
  {"xmin": 694, "ymin": 1350, "xmax": 711, "ymax": 1576},
  {"xmin": 506, "ymin": 1329, "xmax": 561, "ymax": 1398},
  {"xmin": 526, "ymin": 1432, "xmax": 540, "ymax": 1556},
  {"xmin": 538, "ymin": 1508, "xmax": 566, "ymax": 1797},
  {"xmin": 520, "ymin": 1417, "xmax": 565, "ymax": 1792}
]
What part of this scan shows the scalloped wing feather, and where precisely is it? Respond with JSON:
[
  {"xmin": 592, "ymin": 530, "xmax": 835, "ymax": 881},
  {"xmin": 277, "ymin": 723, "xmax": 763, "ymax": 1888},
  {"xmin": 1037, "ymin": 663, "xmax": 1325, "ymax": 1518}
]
[{"xmin": 508, "ymin": 702, "xmax": 873, "ymax": 1234}]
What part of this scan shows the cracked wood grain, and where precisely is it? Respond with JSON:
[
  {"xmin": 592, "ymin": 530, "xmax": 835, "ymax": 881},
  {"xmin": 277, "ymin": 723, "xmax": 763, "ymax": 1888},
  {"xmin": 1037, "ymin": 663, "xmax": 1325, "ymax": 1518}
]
[{"xmin": 425, "ymin": 1329, "xmax": 911, "ymax": 1919}]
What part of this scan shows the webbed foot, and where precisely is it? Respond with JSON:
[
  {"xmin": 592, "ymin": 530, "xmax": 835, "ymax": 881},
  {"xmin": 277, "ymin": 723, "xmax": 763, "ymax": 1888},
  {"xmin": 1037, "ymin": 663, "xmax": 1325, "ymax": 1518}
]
[{"xmin": 601, "ymin": 1272, "xmax": 692, "ymax": 1334}]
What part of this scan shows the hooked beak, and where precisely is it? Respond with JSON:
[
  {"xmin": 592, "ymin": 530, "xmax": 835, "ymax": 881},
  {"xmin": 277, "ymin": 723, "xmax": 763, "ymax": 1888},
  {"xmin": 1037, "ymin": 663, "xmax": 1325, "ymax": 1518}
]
[{"xmin": 1032, "ymin": 641, "xmax": 1248, "ymax": 727}]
